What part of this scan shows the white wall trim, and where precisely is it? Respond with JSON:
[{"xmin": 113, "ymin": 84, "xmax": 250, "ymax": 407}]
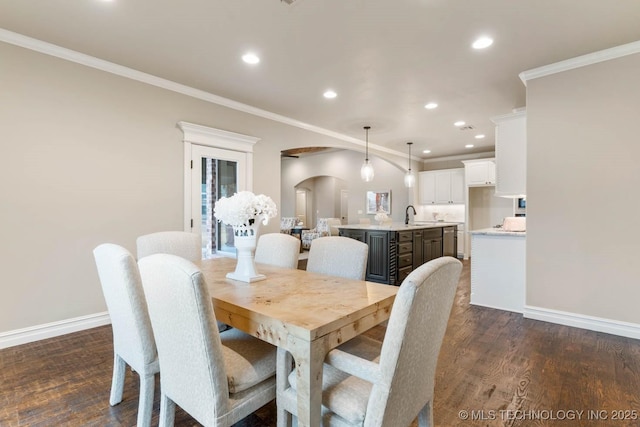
[
  {"xmin": 0, "ymin": 27, "xmax": 405, "ymax": 160},
  {"xmin": 524, "ymin": 305, "xmax": 640, "ymax": 340},
  {"xmin": 422, "ymin": 151, "xmax": 495, "ymax": 165},
  {"xmin": 519, "ymin": 40, "xmax": 640, "ymax": 85},
  {"xmin": 178, "ymin": 121, "xmax": 260, "ymax": 153},
  {"xmin": 0, "ymin": 312, "xmax": 111, "ymax": 350}
]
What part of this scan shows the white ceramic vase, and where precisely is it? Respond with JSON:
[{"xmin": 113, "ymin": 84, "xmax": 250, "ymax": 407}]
[{"xmin": 226, "ymin": 223, "xmax": 266, "ymax": 283}]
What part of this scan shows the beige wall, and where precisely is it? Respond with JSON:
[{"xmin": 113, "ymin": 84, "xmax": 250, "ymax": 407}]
[
  {"xmin": 281, "ymin": 150, "xmax": 411, "ymax": 224},
  {"xmin": 526, "ymin": 52, "xmax": 640, "ymax": 324},
  {"xmin": 0, "ymin": 41, "xmax": 408, "ymax": 334}
]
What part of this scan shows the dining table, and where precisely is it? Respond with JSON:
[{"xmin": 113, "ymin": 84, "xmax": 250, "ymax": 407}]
[{"xmin": 196, "ymin": 256, "xmax": 398, "ymax": 427}]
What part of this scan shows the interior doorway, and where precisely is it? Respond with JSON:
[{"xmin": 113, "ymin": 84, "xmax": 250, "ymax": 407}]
[
  {"xmin": 340, "ymin": 189, "xmax": 349, "ymax": 224},
  {"xmin": 295, "ymin": 189, "xmax": 308, "ymax": 226}
]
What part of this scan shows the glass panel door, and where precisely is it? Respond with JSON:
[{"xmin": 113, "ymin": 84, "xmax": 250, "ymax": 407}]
[{"xmin": 191, "ymin": 145, "xmax": 246, "ymax": 258}]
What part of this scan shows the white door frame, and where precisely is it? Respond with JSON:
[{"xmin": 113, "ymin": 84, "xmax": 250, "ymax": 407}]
[{"xmin": 178, "ymin": 121, "xmax": 260, "ymax": 232}]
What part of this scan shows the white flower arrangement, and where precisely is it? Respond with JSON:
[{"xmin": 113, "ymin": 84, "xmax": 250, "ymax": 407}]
[
  {"xmin": 374, "ymin": 210, "xmax": 389, "ymax": 223},
  {"xmin": 213, "ymin": 191, "xmax": 277, "ymax": 227}
]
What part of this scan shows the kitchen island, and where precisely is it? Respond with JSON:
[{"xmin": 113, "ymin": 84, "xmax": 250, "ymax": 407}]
[
  {"xmin": 469, "ymin": 228, "xmax": 526, "ymax": 313},
  {"xmin": 337, "ymin": 222, "xmax": 458, "ymax": 285}
]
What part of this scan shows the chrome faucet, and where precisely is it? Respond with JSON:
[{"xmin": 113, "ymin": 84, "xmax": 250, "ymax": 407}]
[{"xmin": 405, "ymin": 205, "xmax": 416, "ymax": 225}]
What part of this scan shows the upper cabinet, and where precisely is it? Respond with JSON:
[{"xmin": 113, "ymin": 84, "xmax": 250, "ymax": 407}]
[
  {"xmin": 419, "ymin": 168, "xmax": 464, "ymax": 204},
  {"xmin": 462, "ymin": 159, "xmax": 495, "ymax": 186},
  {"xmin": 492, "ymin": 111, "xmax": 526, "ymax": 197}
]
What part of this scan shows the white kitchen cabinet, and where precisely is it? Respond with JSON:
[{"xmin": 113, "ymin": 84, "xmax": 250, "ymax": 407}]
[
  {"xmin": 418, "ymin": 171, "xmax": 437, "ymax": 204},
  {"xmin": 492, "ymin": 110, "xmax": 526, "ymax": 197},
  {"xmin": 420, "ymin": 168, "xmax": 464, "ymax": 205},
  {"xmin": 463, "ymin": 159, "xmax": 495, "ymax": 186}
]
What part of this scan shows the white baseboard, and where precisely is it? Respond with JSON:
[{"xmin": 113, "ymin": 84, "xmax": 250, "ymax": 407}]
[
  {"xmin": 0, "ymin": 312, "xmax": 111, "ymax": 350},
  {"xmin": 524, "ymin": 305, "xmax": 640, "ymax": 340}
]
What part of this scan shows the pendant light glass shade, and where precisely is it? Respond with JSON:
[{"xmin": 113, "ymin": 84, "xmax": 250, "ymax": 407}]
[
  {"xmin": 361, "ymin": 126, "xmax": 374, "ymax": 182},
  {"xmin": 361, "ymin": 161, "xmax": 374, "ymax": 182},
  {"xmin": 404, "ymin": 170, "xmax": 415, "ymax": 187},
  {"xmin": 404, "ymin": 142, "xmax": 415, "ymax": 188}
]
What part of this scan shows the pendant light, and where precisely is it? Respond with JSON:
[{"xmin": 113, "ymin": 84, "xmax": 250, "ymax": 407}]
[
  {"xmin": 360, "ymin": 126, "xmax": 374, "ymax": 182},
  {"xmin": 404, "ymin": 142, "xmax": 416, "ymax": 188}
]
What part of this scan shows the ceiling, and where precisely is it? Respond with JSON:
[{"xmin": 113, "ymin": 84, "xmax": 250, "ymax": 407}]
[{"xmin": 1, "ymin": 0, "xmax": 640, "ymax": 159}]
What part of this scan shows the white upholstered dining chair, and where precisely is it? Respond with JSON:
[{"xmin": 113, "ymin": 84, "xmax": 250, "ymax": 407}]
[
  {"xmin": 93, "ymin": 243, "xmax": 159, "ymax": 427},
  {"xmin": 136, "ymin": 230, "xmax": 228, "ymax": 332},
  {"xmin": 138, "ymin": 254, "xmax": 277, "ymax": 427},
  {"xmin": 277, "ymin": 256, "xmax": 463, "ymax": 427},
  {"xmin": 136, "ymin": 231, "xmax": 201, "ymax": 261},
  {"xmin": 254, "ymin": 233, "xmax": 300, "ymax": 269},
  {"xmin": 306, "ymin": 236, "xmax": 368, "ymax": 280}
]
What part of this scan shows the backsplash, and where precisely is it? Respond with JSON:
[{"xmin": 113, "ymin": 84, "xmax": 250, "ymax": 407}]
[{"xmin": 416, "ymin": 204, "xmax": 465, "ymax": 223}]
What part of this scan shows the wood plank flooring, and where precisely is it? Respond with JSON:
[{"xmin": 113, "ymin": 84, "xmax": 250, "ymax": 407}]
[{"xmin": 2, "ymin": 260, "xmax": 640, "ymax": 426}]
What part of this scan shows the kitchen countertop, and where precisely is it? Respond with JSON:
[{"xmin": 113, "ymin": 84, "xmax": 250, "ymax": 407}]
[
  {"xmin": 470, "ymin": 227, "xmax": 526, "ymax": 237},
  {"xmin": 337, "ymin": 222, "xmax": 460, "ymax": 231}
]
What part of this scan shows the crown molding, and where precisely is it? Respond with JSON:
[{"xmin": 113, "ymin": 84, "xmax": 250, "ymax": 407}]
[
  {"xmin": 519, "ymin": 39, "xmax": 640, "ymax": 85},
  {"xmin": 422, "ymin": 151, "xmax": 495, "ymax": 164},
  {"xmin": 0, "ymin": 28, "xmax": 405, "ymax": 159}
]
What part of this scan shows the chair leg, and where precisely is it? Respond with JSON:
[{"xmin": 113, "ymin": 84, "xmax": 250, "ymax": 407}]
[
  {"xmin": 159, "ymin": 392, "xmax": 176, "ymax": 427},
  {"xmin": 109, "ymin": 353, "xmax": 126, "ymax": 406},
  {"xmin": 276, "ymin": 348, "xmax": 293, "ymax": 427},
  {"xmin": 277, "ymin": 407, "xmax": 293, "ymax": 427},
  {"xmin": 136, "ymin": 372, "xmax": 156, "ymax": 427},
  {"xmin": 418, "ymin": 400, "xmax": 433, "ymax": 427}
]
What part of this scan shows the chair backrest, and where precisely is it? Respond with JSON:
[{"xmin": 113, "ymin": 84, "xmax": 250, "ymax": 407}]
[
  {"xmin": 93, "ymin": 244, "xmax": 157, "ymax": 368},
  {"xmin": 136, "ymin": 231, "xmax": 202, "ymax": 261},
  {"xmin": 138, "ymin": 254, "xmax": 229, "ymax": 426},
  {"xmin": 306, "ymin": 236, "xmax": 368, "ymax": 280},
  {"xmin": 326, "ymin": 218, "xmax": 342, "ymax": 236},
  {"xmin": 254, "ymin": 233, "xmax": 300, "ymax": 269},
  {"xmin": 280, "ymin": 217, "xmax": 298, "ymax": 234},
  {"xmin": 315, "ymin": 218, "xmax": 331, "ymax": 235},
  {"xmin": 365, "ymin": 256, "xmax": 462, "ymax": 427}
]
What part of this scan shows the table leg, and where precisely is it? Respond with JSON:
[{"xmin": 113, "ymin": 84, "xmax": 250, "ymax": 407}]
[{"xmin": 291, "ymin": 340, "xmax": 325, "ymax": 427}]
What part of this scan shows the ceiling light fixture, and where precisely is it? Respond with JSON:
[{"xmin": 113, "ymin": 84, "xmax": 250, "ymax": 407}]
[
  {"xmin": 323, "ymin": 90, "xmax": 337, "ymax": 99},
  {"xmin": 472, "ymin": 36, "xmax": 494, "ymax": 49},
  {"xmin": 475, "ymin": 134, "xmax": 485, "ymax": 139},
  {"xmin": 404, "ymin": 142, "xmax": 415, "ymax": 188},
  {"xmin": 465, "ymin": 144, "xmax": 474, "ymax": 148},
  {"xmin": 424, "ymin": 102, "xmax": 438, "ymax": 110},
  {"xmin": 360, "ymin": 126, "xmax": 374, "ymax": 182},
  {"xmin": 242, "ymin": 53, "xmax": 260, "ymax": 64},
  {"xmin": 454, "ymin": 121, "xmax": 466, "ymax": 127},
  {"xmin": 423, "ymin": 149, "xmax": 431, "ymax": 154}
]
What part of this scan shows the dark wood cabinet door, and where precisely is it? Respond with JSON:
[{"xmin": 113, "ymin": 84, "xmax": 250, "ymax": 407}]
[
  {"xmin": 422, "ymin": 237, "xmax": 443, "ymax": 264},
  {"xmin": 366, "ymin": 230, "xmax": 389, "ymax": 283},
  {"xmin": 412, "ymin": 230, "xmax": 423, "ymax": 268}
]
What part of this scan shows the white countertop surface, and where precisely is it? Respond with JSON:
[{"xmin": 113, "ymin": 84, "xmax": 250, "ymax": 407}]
[
  {"xmin": 337, "ymin": 222, "xmax": 460, "ymax": 231},
  {"xmin": 470, "ymin": 227, "xmax": 526, "ymax": 237}
]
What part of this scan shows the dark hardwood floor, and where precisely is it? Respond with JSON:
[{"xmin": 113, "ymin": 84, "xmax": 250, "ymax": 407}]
[{"xmin": 2, "ymin": 260, "xmax": 640, "ymax": 426}]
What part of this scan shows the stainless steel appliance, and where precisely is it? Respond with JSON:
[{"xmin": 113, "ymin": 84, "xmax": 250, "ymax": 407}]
[{"xmin": 443, "ymin": 226, "xmax": 457, "ymax": 257}]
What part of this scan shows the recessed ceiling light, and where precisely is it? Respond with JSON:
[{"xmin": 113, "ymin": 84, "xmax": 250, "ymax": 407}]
[
  {"xmin": 423, "ymin": 149, "xmax": 431, "ymax": 154},
  {"xmin": 323, "ymin": 90, "xmax": 337, "ymax": 99},
  {"xmin": 454, "ymin": 121, "xmax": 466, "ymax": 127},
  {"xmin": 424, "ymin": 102, "xmax": 438, "ymax": 110},
  {"xmin": 465, "ymin": 144, "xmax": 474, "ymax": 148},
  {"xmin": 242, "ymin": 53, "xmax": 260, "ymax": 65},
  {"xmin": 475, "ymin": 134, "xmax": 485, "ymax": 139},
  {"xmin": 472, "ymin": 36, "xmax": 493, "ymax": 49}
]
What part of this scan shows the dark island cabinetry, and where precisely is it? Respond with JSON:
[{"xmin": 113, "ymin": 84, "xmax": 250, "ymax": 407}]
[{"xmin": 338, "ymin": 224, "xmax": 456, "ymax": 285}]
